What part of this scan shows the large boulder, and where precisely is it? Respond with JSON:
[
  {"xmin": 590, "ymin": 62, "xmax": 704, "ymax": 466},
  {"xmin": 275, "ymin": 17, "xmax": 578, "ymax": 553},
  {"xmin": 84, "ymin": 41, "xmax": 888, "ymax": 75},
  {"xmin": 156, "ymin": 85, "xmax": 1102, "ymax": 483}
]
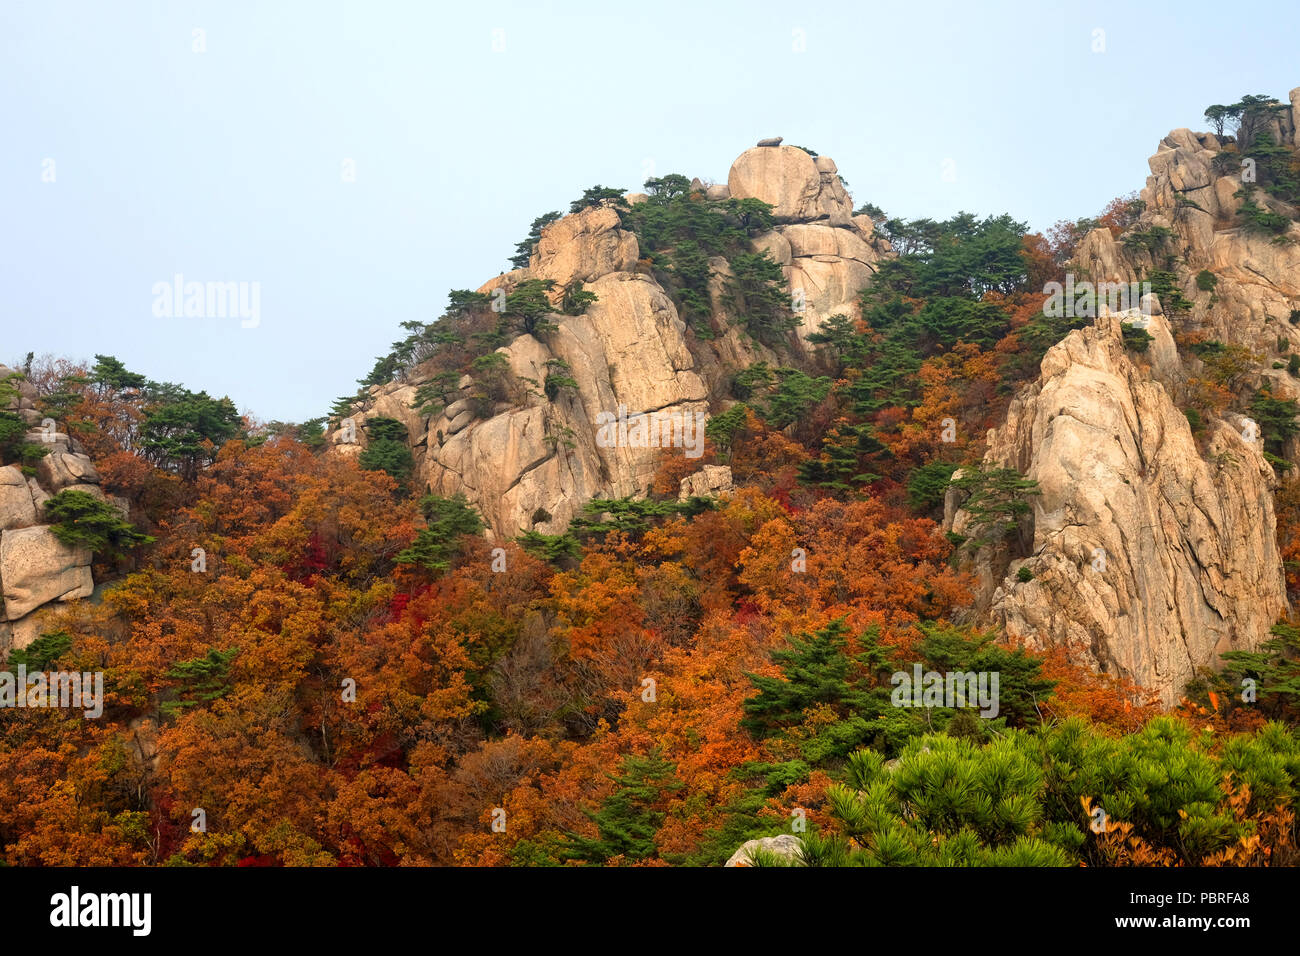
[
  {"xmin": 783, "ymin": 223, "xmax": 882, "ymax": 346},
  {"xmin": 1, "ymin": 525, "xmax": 93, "ymax": 621},
  {"xmin": 0, "ymin": 608, "xmax": 53, "ymax": 654},
  {"xmin": 0, "ymin": 466, "xmax": 37, "ymax": 530},
  {"xmin": 530, "ymin": 206, "xmax": 640, "ymax": 288},
  {"xmin": 753, "ymin": 222, "xmax": 884, "ymax": 348},
  {"xmin": 725, "ymin": 834, "xmax": 804, "ymax": 867},
  {"xmin": 678, "ymin": 464, "xmax": 733, "ymax": 501},
  {"xmin": 727, "ymin": 146, "xmax": 853, "ymax": 223},
  {"xmin": 35, "ymin": 452, "xmax": 100, "ymax": 492}
]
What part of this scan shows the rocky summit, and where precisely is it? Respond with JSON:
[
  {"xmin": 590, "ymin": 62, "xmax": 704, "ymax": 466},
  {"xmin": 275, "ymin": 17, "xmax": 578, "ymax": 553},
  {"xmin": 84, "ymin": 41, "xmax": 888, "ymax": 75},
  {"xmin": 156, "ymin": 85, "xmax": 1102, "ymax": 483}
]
[{"xmin": 326, "ymin": 144, "xmax": 889, "ymax": 538}]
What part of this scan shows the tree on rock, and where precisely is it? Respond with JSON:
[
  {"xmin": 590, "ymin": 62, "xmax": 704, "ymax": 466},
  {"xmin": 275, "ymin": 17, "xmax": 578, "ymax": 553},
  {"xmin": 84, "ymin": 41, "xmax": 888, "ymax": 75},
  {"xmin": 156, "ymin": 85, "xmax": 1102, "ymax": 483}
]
[
  {"xmin": 569, "ymin": 186, "xmax": 628, "ymax": 214},
  {"xmin": 509, "ymin": 211, "xmax": 562, "ymax": 270},
  {"xmin": 949, "ymin": 465, "xmax": 1041, "ymax": 554},
  {"xmin": 44, "ymin": 489, "xmax": 154, "ymax": 558},
  {"xmin": 505, "ymin": 279, "xmax": 560, "ymax": 337}
]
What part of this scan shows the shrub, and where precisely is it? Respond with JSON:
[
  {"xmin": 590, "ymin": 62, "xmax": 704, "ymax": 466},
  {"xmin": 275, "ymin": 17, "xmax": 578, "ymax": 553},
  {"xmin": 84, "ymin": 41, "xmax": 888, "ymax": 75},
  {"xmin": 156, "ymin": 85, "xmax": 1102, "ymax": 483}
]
[
  {"xmin": 1121, "ymin": 323, "xmax": 1153, "ymax": 353},
  {"xmin": 1236, "ymin": 186, "xmax": 1292, "ymax": 236},
  {"xmin": 395, "ymin": 493, "xmax": 485, "ymax": 573},
  {"xmin": 906, "ymin": 461, "xmax": 959, "ymax": 515},
  {"xmin": 6, "ymin": 630, "xmax": 73, "ymax": 671},
  {"xmin": 1120, "ymin": 225, "xmax": 1174, "ymax": 254},
  {"xmin": 561, "ymin": 281, "xmax": 598, "ymax": 316},
  {"xmin": 44, "ymin": 489, "xmax": 153, "ymax": 558},
  {"xmin": 542, "ymin": 359, "xmax": 579, "ymax": 401},
  {"xmin": 1196, "ymin": 269, "xmax": 1218, "ymax": 291}
]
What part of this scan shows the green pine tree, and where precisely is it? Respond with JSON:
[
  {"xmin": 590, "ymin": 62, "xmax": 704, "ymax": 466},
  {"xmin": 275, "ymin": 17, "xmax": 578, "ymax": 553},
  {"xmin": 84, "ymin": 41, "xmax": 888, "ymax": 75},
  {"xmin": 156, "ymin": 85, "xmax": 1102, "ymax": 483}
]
[{"xmin": 560, "ymin": 750, "xmax": 684, "ymax": 864}]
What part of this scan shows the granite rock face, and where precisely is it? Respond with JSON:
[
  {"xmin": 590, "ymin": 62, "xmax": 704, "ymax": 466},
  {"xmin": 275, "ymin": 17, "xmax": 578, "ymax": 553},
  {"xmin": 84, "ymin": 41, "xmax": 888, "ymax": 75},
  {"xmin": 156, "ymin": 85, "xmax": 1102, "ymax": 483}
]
[
  {"xmin": 944, "ymin": 102, "xmax": 1300, "ymax": 704},
  {"xmin": 329, "ymin": 146, "xmax": 888, "ymax": 538},
  {"xmin": 949, "ymin": 309, "xmax": 1287, "ymax": 705},
  {"xmin": 0, "ymin": 365, "xmax": 111, "ymax": 651},
  {"xmin": 1, "ymin": 525, "xmax": 93, "ymax": 622},
  {"xmin": 1074, "ymin": 96, "xmax": 1300, "ymax": 407}
]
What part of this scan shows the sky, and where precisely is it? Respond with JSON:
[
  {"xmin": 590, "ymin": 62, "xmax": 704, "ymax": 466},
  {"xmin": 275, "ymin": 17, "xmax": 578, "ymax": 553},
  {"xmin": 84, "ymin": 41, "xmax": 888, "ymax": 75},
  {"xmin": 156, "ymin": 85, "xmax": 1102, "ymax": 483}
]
[{"xmin": 3, "ymin": 0, "xmax": 1299, "ymax": 422}]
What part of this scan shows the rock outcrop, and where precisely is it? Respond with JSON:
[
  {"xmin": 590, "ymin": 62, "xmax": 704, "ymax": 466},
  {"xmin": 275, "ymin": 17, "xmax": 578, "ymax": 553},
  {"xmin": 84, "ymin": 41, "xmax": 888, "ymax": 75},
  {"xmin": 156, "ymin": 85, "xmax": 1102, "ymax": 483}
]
[
  {"xmin": 731, "ymin": 147, "xmax": 888, "ymax": 347},
  {"xmin": 330, "ymin": 145, "xmax": 888, "ymax": 538},
  {"xmin": 0, "ymin": 365, "xmax": 111, "ymax": 655},
  {"xmin": 0, "ymin": 526, "xmax": 93, "ymax": 620},
  {"xmin": 0, "ymin": 466, "xmax": 37, "ymax": 529},
  {"xmin": 728, "ymin": 145, "xmax": 853, "ymax": 223},
  {"xmin": 678, "ymin": 464, "xmax": 734, "ymax": 501},
  {"xmin": 946, "ymin": 99, "xmax": 1300, "ymax": 705},
  {"xmin": 725, "ymin": 834, "xmax": 804, "ymax": 867},
  {"xmin": 1074, "ymin": 94, "xmax": 1300, "ymax": 404},
  {"xmin": 949, "ymin": 308, "xmax": 1287, "ymax": 705}
]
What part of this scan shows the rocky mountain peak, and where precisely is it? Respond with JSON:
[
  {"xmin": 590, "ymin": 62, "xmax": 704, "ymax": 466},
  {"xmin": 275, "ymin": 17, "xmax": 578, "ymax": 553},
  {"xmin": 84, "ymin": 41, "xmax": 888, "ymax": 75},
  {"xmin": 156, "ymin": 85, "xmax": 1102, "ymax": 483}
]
[
  {"xmin": 945, "ymin": 94, "xmax": 1300, "ymax": 703},
  {"xmin": 327, "ymin": 143, "xmax": 890, "ymax": 538}
]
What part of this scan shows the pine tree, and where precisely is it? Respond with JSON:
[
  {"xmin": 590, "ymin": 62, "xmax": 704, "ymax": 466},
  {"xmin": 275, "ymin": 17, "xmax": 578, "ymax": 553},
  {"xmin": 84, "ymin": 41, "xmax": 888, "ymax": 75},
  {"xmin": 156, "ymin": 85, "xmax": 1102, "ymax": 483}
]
[
  {"xmin": 560, "ymin": 751, "xmax": 683, "ymax": 863},
  {"xmin": 741, "ymin": 619, "xmax": 893, "ymax": 738},
  {"xmin": 161, "ymin": 648, "xmax": 240, "ymax": 717},
  {"xmin": 44, "ymin": 489, "xmax": 154, "ymax": 557},
  {"xmin": 395, "ymin": 493, "xmax": 485, "ymax": 573},
  {"xmin": 357, "ymin": 416, "xmax": 414, "ymax": 486},
  {"xmin": 948, "ymin": 465, "xmax": 1040, "ymax": 553},
  {"xmin": 509, "ymin": 212, "xmax": 561, "ymax": 270}
]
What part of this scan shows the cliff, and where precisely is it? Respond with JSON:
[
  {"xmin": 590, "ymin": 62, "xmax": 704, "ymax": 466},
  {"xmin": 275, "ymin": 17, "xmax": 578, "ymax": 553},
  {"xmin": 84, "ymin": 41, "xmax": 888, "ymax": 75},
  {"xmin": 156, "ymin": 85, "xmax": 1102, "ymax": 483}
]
[
  {"xmin": 327, "ymin": 143, "xmax": 890, "ymax": 538},
  {"xmin": 948, "ymin": 95, "xmax": 1300, "ymax": 704}
]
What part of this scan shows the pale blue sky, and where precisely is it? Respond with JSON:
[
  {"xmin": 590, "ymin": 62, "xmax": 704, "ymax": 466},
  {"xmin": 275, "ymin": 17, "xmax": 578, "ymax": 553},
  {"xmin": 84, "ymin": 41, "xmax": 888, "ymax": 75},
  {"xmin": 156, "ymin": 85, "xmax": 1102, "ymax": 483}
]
[{"xmin": 3, "ymin": 0, "xmax": 1298, "ymax": 422}]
